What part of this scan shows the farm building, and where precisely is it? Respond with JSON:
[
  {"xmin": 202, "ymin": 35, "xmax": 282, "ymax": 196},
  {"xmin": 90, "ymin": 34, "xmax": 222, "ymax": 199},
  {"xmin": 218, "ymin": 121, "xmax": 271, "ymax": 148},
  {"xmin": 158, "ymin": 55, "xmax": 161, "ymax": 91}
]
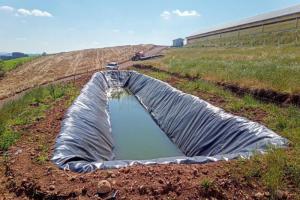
[
  {"xmin": 173, "ymin": 38, "xmax": 184, "ymax": 47},
  {"xmin": 187, "ymin": 4, "xmax": 300, "ymax": 46}
]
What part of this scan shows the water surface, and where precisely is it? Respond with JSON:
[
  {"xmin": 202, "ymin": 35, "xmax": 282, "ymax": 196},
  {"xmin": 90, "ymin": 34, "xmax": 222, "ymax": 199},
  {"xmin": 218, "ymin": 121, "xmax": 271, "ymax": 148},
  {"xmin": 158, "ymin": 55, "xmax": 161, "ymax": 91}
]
[{"xmin": 108, "ymin": 88, "xmax": 184, "ymax": 160}]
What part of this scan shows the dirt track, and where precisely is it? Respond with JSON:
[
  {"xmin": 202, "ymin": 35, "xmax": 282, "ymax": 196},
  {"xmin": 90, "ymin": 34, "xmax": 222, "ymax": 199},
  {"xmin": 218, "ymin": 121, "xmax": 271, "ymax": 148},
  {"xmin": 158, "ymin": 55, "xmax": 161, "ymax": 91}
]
[{"xmin": 0, "ymin": 45, "xmax": 155, "ymax": 102}]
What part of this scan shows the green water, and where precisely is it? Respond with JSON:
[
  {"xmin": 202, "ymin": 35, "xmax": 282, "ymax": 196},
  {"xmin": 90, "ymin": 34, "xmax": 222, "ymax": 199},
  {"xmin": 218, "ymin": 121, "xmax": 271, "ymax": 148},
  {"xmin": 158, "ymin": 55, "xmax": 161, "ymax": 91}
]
[{"xmin": 108, "ymin": 88, "xmax": 184, "ymax": 160}]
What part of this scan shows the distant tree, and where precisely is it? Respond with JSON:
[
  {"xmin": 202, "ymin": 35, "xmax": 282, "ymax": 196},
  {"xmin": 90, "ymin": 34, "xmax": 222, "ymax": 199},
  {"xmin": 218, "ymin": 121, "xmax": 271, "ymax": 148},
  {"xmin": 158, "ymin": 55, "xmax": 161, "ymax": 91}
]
[{"xmin": 42, "ymin": 52, "xmax": 47, "ymax": 56}]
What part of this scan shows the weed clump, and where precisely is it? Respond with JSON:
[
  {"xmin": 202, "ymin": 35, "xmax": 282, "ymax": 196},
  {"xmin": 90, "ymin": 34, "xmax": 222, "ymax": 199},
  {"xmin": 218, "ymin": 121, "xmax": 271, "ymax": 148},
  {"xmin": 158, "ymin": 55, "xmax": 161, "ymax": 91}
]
[{"xmin": 200, "ymin": 178, "xmax": 214, "ymax": 191}]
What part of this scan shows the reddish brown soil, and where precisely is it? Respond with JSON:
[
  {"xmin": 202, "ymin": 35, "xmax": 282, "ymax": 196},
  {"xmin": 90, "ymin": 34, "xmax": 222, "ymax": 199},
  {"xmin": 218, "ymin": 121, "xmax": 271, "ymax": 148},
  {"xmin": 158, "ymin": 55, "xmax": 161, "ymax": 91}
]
[{"xmin": 0, "ymin": 71, "xmax": 296, "ymax": 200}]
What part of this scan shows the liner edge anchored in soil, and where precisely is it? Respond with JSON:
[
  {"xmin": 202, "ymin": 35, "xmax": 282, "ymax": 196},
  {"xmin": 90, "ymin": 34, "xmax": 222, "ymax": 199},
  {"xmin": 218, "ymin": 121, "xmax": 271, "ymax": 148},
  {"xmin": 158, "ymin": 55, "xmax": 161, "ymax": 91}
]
[{"xmin": 52, "ymin": 70, "xmax": 287, "ymax": 172}]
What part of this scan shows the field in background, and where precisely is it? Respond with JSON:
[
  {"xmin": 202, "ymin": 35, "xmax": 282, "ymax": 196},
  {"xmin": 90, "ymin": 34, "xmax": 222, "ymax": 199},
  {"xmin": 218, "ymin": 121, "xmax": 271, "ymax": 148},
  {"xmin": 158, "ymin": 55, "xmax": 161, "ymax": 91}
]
[
  {"xmin": 0, "ymin": 45, "xmax": 154, "ymax": 100},
  {"xmin": 142, "ymin": 44, "xmax": 300, "ymax": 94},
  {"xmin": 0, "ymin": 57, "xmax": 36, "ymax": 72}
]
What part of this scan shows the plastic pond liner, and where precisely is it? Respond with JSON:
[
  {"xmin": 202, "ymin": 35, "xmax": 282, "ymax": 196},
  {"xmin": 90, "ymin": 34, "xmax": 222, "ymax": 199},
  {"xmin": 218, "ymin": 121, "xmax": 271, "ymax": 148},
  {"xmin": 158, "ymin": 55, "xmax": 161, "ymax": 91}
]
[
  {"xmin": 52, "ymin": 70, "xmax": 287, "ymax": 173},
  {"xmin": 108, "ymin": 87, "xmax": 184, "ymax": 160}
]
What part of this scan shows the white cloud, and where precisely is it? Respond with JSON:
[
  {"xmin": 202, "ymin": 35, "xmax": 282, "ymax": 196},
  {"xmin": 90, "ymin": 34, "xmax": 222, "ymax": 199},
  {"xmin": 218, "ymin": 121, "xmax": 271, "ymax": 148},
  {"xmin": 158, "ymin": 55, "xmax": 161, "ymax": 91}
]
[
  {"xmin": 17, "ymin": 8, "xmax": 52, "ymax": 17},
  {"xmin": 160, "ymin": 11, "xmax": 171, "ymax": 20},
  {"xmin": 0, "ymin": 5, "xmax": 14, "ymax": 12},
  {"xmin": 31, "ymin": 9, "xmax": 52, "ymax": 17},
  {"xmin": 161, "ymin": 9, "xmax": 200, "ymax": 20},
  {"xmin": 0, "ymin": 6, "xmax": 53, "ymax": 17},
  {"xmin": 172, "ymin": 9, "xmax": 200, "ymax": 17},
  {"xmin": 112, "ymin": 29, "xmax": 120, "ymax": 33},
  {"xmin": 17, "ymin": 8, "xmax": 31, "ymax": 16}
]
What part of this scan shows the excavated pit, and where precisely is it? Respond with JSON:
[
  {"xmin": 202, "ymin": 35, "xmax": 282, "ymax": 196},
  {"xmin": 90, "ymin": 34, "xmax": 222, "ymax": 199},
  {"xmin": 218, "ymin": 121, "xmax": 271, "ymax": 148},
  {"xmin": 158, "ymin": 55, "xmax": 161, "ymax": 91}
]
[{"xmin": 52, "ymin": 70, "xmax": 287, "ymax": 172}]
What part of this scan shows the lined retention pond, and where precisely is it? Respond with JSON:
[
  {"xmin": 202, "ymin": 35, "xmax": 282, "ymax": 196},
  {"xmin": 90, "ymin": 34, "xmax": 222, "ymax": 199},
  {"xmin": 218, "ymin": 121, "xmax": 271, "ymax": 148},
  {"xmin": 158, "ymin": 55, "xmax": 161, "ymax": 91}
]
[
  {"xmin": 52, "ymin": 71, "xmax": 287, "ymax": 172},
  {"xmin": 108, "ymin": 88, "xmax": 184, "ymax": 160}
]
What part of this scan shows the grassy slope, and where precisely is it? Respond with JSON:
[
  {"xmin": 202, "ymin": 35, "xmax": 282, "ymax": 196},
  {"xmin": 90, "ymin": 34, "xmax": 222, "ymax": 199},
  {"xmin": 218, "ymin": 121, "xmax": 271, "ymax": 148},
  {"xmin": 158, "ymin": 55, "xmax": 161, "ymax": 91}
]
[
  {"xmin": 138, "ymin": 69, "xmax": 300, "ymax": 198},
  {"xmin": 142, "ymin": 44, "xmax": 300, "ymax": 94},
  {"xmin": 1, "ymin": 57, "xmax": 35, "ymax": 72},
  {"xmin": 0, "ymin": 83, "xmax": 79, "ymax": 151}
]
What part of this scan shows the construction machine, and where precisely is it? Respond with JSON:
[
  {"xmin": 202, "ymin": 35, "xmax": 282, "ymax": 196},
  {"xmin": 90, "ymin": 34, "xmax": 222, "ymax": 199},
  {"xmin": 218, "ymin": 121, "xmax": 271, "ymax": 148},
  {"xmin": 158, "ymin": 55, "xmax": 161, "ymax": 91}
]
[{"xmin": 131, "ymin": 51, "xmax": 145, "ymax": 61}]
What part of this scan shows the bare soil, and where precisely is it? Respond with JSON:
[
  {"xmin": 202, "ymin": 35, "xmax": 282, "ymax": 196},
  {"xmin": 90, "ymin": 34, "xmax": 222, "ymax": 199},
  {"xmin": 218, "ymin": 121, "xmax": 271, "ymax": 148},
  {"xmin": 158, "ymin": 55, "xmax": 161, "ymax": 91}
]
[{"xmin": 1, "ymin": 72, "xmax": 296, "ymax": 200}]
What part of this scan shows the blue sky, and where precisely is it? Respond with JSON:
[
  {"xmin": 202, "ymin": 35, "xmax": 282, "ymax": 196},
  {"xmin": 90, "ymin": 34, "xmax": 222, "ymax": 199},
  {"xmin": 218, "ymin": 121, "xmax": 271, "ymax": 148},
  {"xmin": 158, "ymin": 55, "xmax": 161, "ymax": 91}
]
[{"xmin": 1, "ymin": 0, "xmax": 300, "ymax": 53}]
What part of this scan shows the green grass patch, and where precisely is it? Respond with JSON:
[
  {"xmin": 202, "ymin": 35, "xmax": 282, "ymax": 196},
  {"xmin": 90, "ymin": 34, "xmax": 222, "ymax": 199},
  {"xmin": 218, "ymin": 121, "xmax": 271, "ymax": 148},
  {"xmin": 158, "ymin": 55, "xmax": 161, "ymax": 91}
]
[
  {"xmin": 35, "ymin": 143, "xmax": 49, "ymax": 165},
  {"xmin": 141, "ymin": 44, "xmax": 300, "ymax": 94},
  {"xmin": 135, "ymin": 69, "xmax": 172, "ymax": 81},
  {"xmin": 0, "ymin": 57, "xmax": 36, "ymax": 72},
  {"xmin": 0, "ymin": 83, "xmax": 78, "ymax": 151},
  {"xmin": 263, "ymin": 149, "xmax": 287, "ymax": 196}
]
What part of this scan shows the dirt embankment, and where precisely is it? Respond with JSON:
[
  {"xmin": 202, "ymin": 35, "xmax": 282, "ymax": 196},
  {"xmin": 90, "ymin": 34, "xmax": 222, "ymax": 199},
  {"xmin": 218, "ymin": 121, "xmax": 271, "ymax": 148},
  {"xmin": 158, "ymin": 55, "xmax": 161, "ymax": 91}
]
[
  {"xmin": 1, "ymin": 73, "xmax": 286, "ymax": 200},
  {"xmin": 132, "ymin": 64, "xmax": 300, "ymax": 107}
]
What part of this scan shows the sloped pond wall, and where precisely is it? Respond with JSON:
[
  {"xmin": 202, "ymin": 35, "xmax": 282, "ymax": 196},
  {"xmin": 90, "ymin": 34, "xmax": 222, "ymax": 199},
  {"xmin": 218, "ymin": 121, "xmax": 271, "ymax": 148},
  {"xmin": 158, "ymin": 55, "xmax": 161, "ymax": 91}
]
[{"xmin": 52, "ymin": 71, "xmax": 287, "ymax": 172}]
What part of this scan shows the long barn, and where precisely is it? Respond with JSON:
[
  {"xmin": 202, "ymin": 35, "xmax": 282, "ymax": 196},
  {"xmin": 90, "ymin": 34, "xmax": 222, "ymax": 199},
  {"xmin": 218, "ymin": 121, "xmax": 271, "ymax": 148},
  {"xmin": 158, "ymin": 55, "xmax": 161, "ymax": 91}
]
[{"xmin": 187, "ymin": 4, "xmax": 300, "ymax": 45}]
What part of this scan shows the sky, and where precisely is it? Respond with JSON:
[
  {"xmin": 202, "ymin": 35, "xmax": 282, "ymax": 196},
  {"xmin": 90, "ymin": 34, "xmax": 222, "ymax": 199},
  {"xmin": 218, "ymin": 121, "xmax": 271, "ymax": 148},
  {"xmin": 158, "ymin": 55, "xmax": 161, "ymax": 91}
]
[{"xmin": 1, "ymin": 0, "xmax": 300, "ymax": 53}]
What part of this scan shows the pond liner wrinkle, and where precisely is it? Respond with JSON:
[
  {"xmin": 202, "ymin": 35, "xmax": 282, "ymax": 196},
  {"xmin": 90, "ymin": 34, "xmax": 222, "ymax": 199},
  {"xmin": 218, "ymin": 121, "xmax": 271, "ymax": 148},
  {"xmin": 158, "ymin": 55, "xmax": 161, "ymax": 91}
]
[{"xmin": 52, "ymin": 70, "xmax": 288, "ymax": 172}]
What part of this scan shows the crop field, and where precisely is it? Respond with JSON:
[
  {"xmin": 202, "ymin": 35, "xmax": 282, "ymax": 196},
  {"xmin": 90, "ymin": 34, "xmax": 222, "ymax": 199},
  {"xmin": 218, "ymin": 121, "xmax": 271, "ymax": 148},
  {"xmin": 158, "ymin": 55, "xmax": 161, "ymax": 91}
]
[
  {"xmin": 0, "ymin": 57, "xmax": 36, "ymax": 72},
  {"xmin": 0, "ymin": 45, "xmax": 154, "ymax": 100}
]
